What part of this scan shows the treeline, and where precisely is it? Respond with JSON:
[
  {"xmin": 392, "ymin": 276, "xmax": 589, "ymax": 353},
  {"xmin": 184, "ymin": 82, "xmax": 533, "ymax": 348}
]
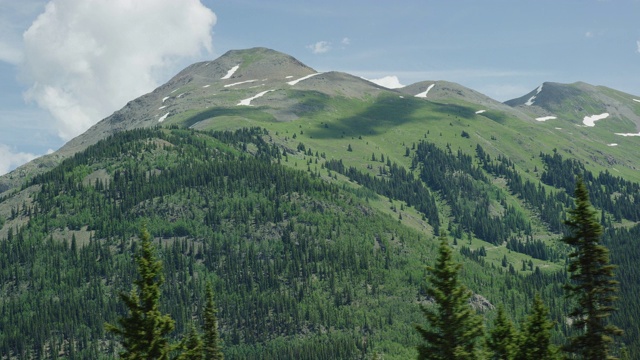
[
  {"xmin": 323, "ymin": 158, "xmax": 440, "ymax": 232},
  {"xmin": 414, "ymin": 141, "xmax": 530, "ymax": 245},
  {"xmin": 540, "ymin": 151, "xmax": 640, "ymax": 222}
]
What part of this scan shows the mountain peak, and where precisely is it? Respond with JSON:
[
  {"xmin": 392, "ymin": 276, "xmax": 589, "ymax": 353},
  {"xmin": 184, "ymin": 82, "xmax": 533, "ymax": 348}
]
[{"xmin": 165, "ymin": 47, "xmax": 316, "ymax": 89}]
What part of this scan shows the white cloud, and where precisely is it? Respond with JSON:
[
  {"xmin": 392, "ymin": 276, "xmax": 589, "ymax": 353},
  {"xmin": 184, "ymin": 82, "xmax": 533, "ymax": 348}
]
[
  {"xmin": 307, "ymin": 41, "xmax": 331, "ymax": 54},
  {"xmin": 637, "ymin": 40, "xmax": 640, "ymax": 54},
  {"xmin": 341, "ymin": 37, "xmax": 351, "ymax": 45},
  {"xmin": 21, "ymin": 0, "xmax": 216, "ymax": 141},
  {"xmin": 0, "ymin": 144, "xmax": 38, "ymax": 176},
  {"xmin": 585, "ymin": 31, "xmax": 593, "ymax": 38},
  {"xmin": 367, "ymin": 75, "xmax": 405, "ymax": 89},
  {"xmin": 0, "ymin": 42, "xmax": 23, "ymax": 64}
]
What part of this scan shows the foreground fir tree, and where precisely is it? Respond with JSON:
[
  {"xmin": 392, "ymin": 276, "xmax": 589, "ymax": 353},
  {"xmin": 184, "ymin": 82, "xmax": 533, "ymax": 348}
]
[
  {"xmin": 203, "ymin": 283, "xmax": 224, "ymax": 360},
  {"xmin": 486, "ymin": 305, "xmax": 518, "ymax": 360},
  {"xmin": 562, "ymin": 178, "xmax": 622, "ymax": 359},
  {"xmin": 177, "ymin": 325, "xmax": 203, "ymax": 360},
  {"xmin": 516, "ymin": 295, "xmax": 558, "ymax": 360},
  {"xmin": 416, "ymin": 235, "xmax": 483, "ymax": 360},
  {"xmin": 106, "ymin": 226, "xmax": 176, "ymax": 359}
]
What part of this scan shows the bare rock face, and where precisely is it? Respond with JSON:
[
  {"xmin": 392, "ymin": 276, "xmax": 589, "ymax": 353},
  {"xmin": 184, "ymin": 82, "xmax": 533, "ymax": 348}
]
[{"xmin": 469, "ymin": 294, "xmax": 494, "ymax": 312}]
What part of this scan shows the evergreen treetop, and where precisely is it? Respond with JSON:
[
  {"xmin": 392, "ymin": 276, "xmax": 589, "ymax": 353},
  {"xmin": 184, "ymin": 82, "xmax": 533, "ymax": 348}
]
[
  {"xmin": 106, "ymin": 226, "xmax": 175, "ymax": 359},
  {"xmin": 562, "ymin": 177, "xmax": 622, "ymax": 359},
  {"xmin": 416, "ymin": 234, "xmax": 483, "ymax": 360}
]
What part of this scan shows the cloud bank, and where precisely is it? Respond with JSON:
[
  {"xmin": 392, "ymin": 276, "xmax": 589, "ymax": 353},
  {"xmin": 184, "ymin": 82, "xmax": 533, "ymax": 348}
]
[{"xmin": 21, "ymin": 0, "xmax": 216, "ymax": 141}]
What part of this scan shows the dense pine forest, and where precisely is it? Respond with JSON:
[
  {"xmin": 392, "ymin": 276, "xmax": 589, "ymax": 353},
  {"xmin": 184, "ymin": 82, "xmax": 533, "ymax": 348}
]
[{"xmin": 0, "ymin": 126, "xmax": 637, "ymax": 359}]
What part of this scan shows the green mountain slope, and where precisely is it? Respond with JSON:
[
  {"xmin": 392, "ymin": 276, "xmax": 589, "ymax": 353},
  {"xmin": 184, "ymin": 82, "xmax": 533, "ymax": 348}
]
[
  {"xmin": 1, "ymin": 47, "xmax": 640, "ymax": 358},
  {"xmin": 0, "ymin": 127, "xmax": 567, "ymax": 359}
]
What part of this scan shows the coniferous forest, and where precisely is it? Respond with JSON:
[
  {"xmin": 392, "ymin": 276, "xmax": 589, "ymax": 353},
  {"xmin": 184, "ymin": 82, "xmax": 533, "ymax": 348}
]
[{"xmin": 0, "ymin": 126, "xmax": 637, "ymax": 359}]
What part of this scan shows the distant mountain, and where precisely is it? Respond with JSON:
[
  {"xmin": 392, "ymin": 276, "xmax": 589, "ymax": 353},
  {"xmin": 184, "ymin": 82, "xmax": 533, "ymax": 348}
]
[{"xmin": 505, "ymin": 81, "xmax": 640, "ymax": 130}]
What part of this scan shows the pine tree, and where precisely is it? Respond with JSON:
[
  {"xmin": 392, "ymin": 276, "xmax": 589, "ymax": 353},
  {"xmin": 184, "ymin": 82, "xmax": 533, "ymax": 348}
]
[
  {"xmin": 416, "ymin": 234, "xmax": 483, "ymax": 360},
  {"xmin": 106, "ymin": 226, "xmax": 175, "ymax": 359},
  {"xmin": 562, "ymin": 178, "xmax": 622, "ymax": 359},
  {"xmin": 177, "ymin": 325, "xmax": 203, "ymax": 360},
  {"xmin": 203, "ymin": 283, "xmax": 224, "ymax": 359},
  {"xmin": 516, "ymin": 295, "xmax": 558, "ymax": 360},
  {"xmin": 486, "ymin": 305, "xmax": 517, "ymax": 360}
]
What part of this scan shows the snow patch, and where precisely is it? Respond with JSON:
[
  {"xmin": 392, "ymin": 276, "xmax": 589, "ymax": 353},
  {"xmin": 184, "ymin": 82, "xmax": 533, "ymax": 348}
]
[
  {"xmin": 582, "ymin": 113, "xmax": 609, "ymax": 127},
  {"xmin": 607, "ymin": 143, "xmax": 618, "ymax": 146},
  {"xmin": 237, "ymin": 90, "xmax": 274, "ymax": 106},
  {"xmin": 399, "ymin": 96, "xmax": 404, "ymax": 98},
  {"xmin": 475, "ymin": 110, "xmax": 487, "ymax": 114},
  {"xmin": 221, "ymin": 64, "xmax": 240, "ymax": 79},
  {"xmin": 287, "ymin": 73, "xmax": 322, "ymax": 86},
  {"xmin": 162, "ymin": 96, "xmax": 170, "ymax": 103},
  {"xmin": 555, "ymin": 127, "xmax": 562, "ymax": 130},
  {"xmin": 634, "ymin": 99, "xmax": 640, "ymax": 103},
  {"xmin": 615, "ymin": 132, "xmax": 640, "ymax": 137},
  {"xmin": 171, "ymin": 89, "xmax": 178, "ymax": 93},
  {"xmin": 224, "ymin": 79, "xmax": 257, "ymax": 88},
  {"xmin": 367, "ymin": 75, "xmax": 405, "ymax": 89},
  {"xmin": 158, "ymin": 106, "xmax": 166, "ymax": 110},
  {"xmin": 177, "ymin": 93, "xmax": 185, "ymax": 98},
  {"xmin": 536, "ymin": 116, "xmax": 557, "ymax": 122},
  {"xmin": 158, "ymin": 112, "xmax": 170, "ymax": 122},
  {"xmin": 285, "ymin": 75, "xmax": 294, "ymax": 79},
  {"xmin": 525, "ymin": 84, "xmax": 543, "ymax": 106},
  {"xmin": 415, "ymin": 84, "xmax": 435, "ymax": 98},
  {"xmin": 203, "ymin": 85, "xmax": 210, "ymax": 88}
]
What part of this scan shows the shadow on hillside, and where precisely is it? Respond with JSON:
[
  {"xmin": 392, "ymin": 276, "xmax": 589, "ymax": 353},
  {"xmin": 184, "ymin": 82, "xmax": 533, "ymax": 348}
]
[
  {"xmin": 181, "ymin": 107, "xmax": 276, "ymax": 128},
  {"xmin": 307, "ymin": 95, "xmax": 476, "ymax": 139}
]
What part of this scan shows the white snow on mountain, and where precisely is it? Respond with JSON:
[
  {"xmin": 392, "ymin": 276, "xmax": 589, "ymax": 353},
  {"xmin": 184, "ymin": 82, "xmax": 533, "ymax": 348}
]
[
  {"xmin": 582, "ymin": 113, "xmax": 609, "ymax": 127},
  {"xmin": 162, "ymin": 96, "xmax": 170, "ymax": 103},
  {"xmin": 224, "ymin": 79, "xmax": 257, "ymax": 88},
  {"xmin": 367, "ymin": 75, "xmax": 404, "ymax": 89},
  {"xmin": 608, "ymin": 143, "xmax": 618, "ymax": 146},
  {"xmin": 287, "ymin": 73, "xmax": 322, "ymax": 86},
  {"xmin": 615, "ymin": 132, "xmax": 640, "ymax": 137},
  {"xmin": 633, "ymin": 99, "xmax": 640, "ymax": 103},
  {"xmin": 525, "ymin": 84, "xmax": 543, "ymax": 106},
  {"xmin": 237, "ymin": 90, "xmax": 274, "ymax": 106},
  {"xmin": 203, "ymin": 85, "xmax": 210, "ymax": 88},
  {"xmin": 536, "ymin": 116, "xmax": 557, "ymax": 122},
  {"xmin": 475, "ymin": 110, "xmax": 487, "ymax": 114},
  {"xmin": 221, "ymin": 64, "xmax": 240, "ymax": 79},
  {"xmin": 158, "ymin": 112, "xmax": 170, "ymax": 122},
  {"xmin": 415, "ymin": 84, "xmax": 435, "ymax": 98}
]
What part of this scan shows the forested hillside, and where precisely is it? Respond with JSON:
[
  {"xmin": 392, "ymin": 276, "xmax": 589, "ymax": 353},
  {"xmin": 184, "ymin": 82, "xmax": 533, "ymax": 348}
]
[{"xmin": 0, "ymin": 124, "xmax": 637, "ymax": 359}]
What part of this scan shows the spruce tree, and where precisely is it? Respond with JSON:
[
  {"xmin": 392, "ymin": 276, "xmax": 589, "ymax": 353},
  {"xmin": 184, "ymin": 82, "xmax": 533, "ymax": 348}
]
[
  {"xmin": 106, "ymin": 226, "xmax": 175, "ymax": 359},
  {"xmin": 416, "ymin": 234, "xmax": 483, "ymax": 360},
  {"xmin": 516, "ymin": 295, "xmax": 558, "ymax": 360},
  {"xmin": 486, "ymin": 305, "xmax": 517, "ymax": 360},
  {"xmin": 562, "ymin": 178, "xmax": 622, "ymax": 359},
  {"xmin": 177, "ymin": 325, "xmax": 203, "ymax": 360},
  {"xmin": 203, "ymin": 283, "xmax": 224, "ymax": 359}
]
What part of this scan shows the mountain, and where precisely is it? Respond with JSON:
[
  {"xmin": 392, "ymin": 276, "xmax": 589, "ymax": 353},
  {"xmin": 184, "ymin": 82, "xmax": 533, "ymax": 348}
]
[{"xmin": 1, "ymin": 47, "xmax": 640, "ymax": 358}]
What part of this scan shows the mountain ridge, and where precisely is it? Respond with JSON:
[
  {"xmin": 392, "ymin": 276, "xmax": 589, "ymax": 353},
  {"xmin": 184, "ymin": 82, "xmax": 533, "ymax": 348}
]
[{"xmin": 3, "ymin": 47, "xmax": 640, "ymax": 190}]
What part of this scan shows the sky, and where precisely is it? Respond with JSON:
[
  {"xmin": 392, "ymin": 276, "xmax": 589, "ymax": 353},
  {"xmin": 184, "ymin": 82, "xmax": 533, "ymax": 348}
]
[{"xmin": 0, "ymin": 0, "xmax": 639, "ymax": 175}]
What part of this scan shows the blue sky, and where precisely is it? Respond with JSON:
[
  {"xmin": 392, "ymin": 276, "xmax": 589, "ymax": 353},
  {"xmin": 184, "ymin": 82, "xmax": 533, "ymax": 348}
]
[{"xmin": 0, "ymin": 0, "xmax": 638, "ymax": 174}]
